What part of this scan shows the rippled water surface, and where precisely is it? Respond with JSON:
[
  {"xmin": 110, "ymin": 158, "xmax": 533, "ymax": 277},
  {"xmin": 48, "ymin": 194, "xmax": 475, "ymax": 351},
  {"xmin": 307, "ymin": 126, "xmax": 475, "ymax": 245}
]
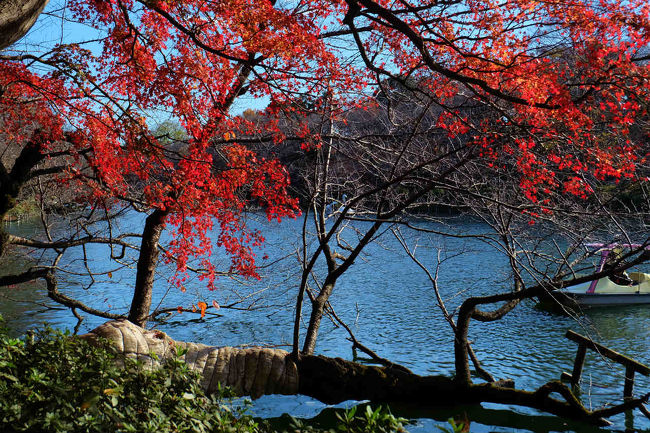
[{"xmin": 2, "ymin": 214, "xmax": 650, "ymax": 432}]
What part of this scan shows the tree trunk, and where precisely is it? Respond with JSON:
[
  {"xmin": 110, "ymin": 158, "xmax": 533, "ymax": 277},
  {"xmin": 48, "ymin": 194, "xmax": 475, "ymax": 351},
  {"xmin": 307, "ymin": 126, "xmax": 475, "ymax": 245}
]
[
  {"xmin": 86, "ymin": 320, "xmax": 631, "ymax": 427},
  {"xmin": 0, "ymin": 0, "xmax": 49, "ymax": 50},
  {"xmin": 127, "ymin": 208, "xmax": 168, "ymax": 327},
  {"xmin": 454, "ymin": 302, "xmax": 474, "ymax": 386},
  {"xmin": 302, "ymin": 282, "xmax": 334, "ymax": 355},
  {"xmin": 0, "ymin": 140, "xmax": 44, "ymax": 256},
  {"xmin": 296, "ymin": 355, "xmax": 606, "ymax": 426}
]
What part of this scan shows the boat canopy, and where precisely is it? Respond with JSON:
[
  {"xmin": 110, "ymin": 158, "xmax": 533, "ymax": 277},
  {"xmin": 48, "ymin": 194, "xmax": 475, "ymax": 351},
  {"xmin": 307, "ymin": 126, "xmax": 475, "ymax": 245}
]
[
  {"xmin": 585, "ymin": 243, "xmax": 650, "ymax": 250},
  {"xmin": 584, "ymin": 243, "xmax": 650, "ymax": 294}
]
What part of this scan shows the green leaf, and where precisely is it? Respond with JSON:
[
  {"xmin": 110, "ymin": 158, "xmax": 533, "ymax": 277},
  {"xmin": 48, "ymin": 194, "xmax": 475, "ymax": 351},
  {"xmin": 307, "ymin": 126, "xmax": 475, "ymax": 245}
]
[{"xmin": 0, "ymin": 372, "xmax": 18, "ymax": 382}]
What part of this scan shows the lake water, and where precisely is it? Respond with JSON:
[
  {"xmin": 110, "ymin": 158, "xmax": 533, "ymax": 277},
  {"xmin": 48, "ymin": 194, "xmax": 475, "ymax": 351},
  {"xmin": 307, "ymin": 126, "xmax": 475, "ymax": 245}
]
[{"xmin": 2, "ymin": 213, "xmax": 650, "ymax": 432}]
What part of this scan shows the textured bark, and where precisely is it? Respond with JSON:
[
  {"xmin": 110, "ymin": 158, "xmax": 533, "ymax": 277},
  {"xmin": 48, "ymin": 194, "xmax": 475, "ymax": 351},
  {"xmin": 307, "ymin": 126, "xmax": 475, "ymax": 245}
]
[
  {"xmin": 0, "ymin": 141, "xmax": 45, "ymax": 257},
  {"xmin": 295, "ymin": 354, "xmax": 607, "ymax": 426},
  {"xmin": 296, "ymin": 353, "xmax": 457, "ymax": 404},
  {"xmin": 0, "ymin": 141, "xmax": 43, "ymax": 217},
  {"xmin": 82, "ymin": 319, "xmax": 299, "ymax": 398},
  {"xmin": 83, "ymin": 319, "xmax": 645, "ymax": 426},
  {"xmin": 0, "ymin": 0, "xmax": 49, "ymax": 50},
  {"xmin": 127, "ymin": 208, "xmax": 168, "ymax": 327},
  {"xmin": 454, "ymin": 302, "xmax": 474, "ymax": 386},
  {"xmin": 302, "ymin": 283, "xmax": 334, "ymax": 355}
]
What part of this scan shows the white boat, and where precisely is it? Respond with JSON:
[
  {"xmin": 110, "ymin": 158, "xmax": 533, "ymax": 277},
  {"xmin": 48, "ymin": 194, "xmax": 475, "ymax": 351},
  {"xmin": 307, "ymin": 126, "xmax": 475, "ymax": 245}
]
[{"xmin": 546, "ymin": 244, "xmax": 650, "ymax": 307}]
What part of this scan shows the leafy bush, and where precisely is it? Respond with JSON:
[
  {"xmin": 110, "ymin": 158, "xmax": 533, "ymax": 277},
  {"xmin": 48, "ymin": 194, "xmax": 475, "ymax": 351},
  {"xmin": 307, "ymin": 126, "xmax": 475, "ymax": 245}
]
[
  {"xmin": 0, "ymin": 322, "xmax": 258, "ymax": 433},
  {"xmin": 333, "ymin": 405, "xmax": 409, "ymax": 433},
  {"xmin": 286, "ymin": 405, "xmax": 409, "ymax": 433}
]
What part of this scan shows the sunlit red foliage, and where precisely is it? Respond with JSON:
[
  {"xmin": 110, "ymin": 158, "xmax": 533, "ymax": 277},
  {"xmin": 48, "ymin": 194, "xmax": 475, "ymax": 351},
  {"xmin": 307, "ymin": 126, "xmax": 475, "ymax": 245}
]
[
  {"xmin": 1, "ymin": 0, "xmax": 363, "ymax": 291},
  {"xmin": 1, "ymin": 0, "xmax": 649, "ymax": 294},
  {"xmin": 345, "ymin": 0, "xmax": 649, "ymax": 210}
]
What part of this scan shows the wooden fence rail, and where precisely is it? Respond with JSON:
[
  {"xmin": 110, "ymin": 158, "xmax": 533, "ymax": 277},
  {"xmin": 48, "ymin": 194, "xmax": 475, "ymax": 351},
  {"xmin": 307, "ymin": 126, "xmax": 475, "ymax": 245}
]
[{"xmin": 561, "ymin": 330, "xmax": 650, "ymax": 400}]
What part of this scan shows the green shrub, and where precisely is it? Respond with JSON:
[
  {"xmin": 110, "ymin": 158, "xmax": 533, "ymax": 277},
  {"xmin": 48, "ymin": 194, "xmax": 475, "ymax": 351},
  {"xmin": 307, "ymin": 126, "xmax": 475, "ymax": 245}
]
[
  {"xmin": 335, "ymin": 405, "xmax": 409, "ymax": 433},
  {"xmin": 285, "ymin": 405, "xmax": 409, "ymax": 433},
  {"xmin": 0, "ymin": 321, "xmax": 259, "ymax": 433}
]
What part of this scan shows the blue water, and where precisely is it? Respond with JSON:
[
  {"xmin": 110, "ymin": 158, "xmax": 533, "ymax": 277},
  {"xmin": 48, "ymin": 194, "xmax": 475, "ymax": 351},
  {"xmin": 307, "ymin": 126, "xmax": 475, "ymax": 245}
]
[{"xmin": 2, "ymin": 213, "xmax": 650, "ymax": 432}]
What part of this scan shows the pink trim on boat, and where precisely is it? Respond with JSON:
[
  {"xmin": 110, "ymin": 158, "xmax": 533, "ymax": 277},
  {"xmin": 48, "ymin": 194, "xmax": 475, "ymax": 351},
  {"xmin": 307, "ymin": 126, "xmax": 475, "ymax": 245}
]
[
  {"xmin": 587, "ymin": 279, "xmax": 598, "ymax": 294},
  {"xmin": 587, "ymin": 251, "xmax": 609, "ymax": 294},
  {"xmin": 585, "ymin": 243, "xmax": 650, "ymax": 249}
]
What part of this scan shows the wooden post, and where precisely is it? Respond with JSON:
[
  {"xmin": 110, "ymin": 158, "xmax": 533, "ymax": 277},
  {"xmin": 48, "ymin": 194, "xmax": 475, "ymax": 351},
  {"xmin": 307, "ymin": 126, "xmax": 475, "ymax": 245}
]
[
  {"xmin": 565, "ymin": 330, "xmax": 650, "ymax": 402},
  {"xmin": 571, "ymin": 343, "xmax": 587, "ymax": 389},
  {"xmin": 624, "ymin": 365, "xmax": 635, "ymax": 400},
  {"xmin": 565, "ymin": 331, "xmax": 650, "ymax": 376}
]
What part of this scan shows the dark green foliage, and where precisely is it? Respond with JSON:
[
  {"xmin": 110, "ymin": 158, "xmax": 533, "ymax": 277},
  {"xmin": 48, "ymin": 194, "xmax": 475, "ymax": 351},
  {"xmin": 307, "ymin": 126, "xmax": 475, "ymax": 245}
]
[
  {"xmin": 0, "ymin": 322, "xmax": 258, "ymax": 433},
  {"xmin": 283, "ymin": 405, "xmax": 409, "ymax": 433},
  {"xmin": 332, "ymin": 405, "xmax": 409, "ymax": 433},
  {"xmin": 436, "ymin": 418, "xmax": 466, "ymax": 433}
]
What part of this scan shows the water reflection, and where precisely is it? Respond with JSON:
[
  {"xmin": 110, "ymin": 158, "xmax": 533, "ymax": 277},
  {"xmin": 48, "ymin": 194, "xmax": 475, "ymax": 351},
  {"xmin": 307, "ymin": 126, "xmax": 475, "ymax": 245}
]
[{"xmin": 259, "ymin": 399, "xmax": 611, "ymax": 433}]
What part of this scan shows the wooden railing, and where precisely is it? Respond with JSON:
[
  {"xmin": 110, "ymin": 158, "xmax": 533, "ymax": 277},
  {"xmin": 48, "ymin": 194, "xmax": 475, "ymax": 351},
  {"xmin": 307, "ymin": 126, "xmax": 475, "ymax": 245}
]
[{"xmin": 561, "ymin": 330, "xmax": 650, "ymax": 400}]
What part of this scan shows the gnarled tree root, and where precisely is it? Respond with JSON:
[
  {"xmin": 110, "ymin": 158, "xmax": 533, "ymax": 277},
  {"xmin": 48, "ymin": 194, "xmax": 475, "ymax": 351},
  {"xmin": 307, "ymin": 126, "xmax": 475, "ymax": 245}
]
[{"xmin": 83, "ymin": 320, "xmax": 648, "ymax": 427}]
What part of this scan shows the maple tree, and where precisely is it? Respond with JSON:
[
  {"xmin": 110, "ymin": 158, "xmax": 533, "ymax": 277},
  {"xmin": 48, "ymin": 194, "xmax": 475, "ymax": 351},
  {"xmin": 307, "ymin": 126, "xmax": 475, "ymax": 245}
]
[
  {"xmin": 1, "ymin": 0, "xmax": 650, "ymax": 425},
  {"xmin": 0, "ymin": 0, "xmax": 360, "ymax": 326}
]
